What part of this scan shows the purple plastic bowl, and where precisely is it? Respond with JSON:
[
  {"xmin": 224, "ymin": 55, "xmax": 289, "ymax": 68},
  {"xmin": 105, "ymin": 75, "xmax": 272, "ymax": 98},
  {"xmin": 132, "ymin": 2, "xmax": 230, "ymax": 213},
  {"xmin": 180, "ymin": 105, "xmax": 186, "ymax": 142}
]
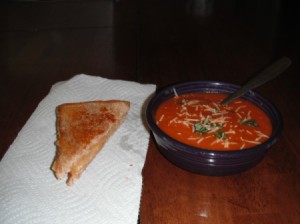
[{"xmin": 146, "ymin": 81, "xmax": 283, "ymax": 176}]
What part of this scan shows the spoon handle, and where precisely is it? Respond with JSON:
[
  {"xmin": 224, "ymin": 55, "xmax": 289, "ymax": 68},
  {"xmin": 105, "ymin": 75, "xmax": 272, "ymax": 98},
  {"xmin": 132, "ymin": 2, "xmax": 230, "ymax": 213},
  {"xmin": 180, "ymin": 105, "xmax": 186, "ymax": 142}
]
[{"xmin": 220, "ymin": 56, "xmax": 292, "ymax": 105}]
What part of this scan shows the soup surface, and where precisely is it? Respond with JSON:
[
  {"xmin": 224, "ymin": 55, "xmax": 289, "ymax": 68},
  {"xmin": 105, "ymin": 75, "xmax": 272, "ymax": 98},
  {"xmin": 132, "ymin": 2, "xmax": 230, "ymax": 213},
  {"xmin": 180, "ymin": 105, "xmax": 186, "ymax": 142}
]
[{"xmin": 155, "ymin": 93, "xmax": 272, "ymax": 150}]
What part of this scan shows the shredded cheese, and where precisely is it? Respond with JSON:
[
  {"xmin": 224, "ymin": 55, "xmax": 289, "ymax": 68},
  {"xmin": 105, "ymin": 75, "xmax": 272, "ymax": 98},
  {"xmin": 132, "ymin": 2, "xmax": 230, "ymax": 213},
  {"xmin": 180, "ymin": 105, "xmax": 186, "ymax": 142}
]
[
  {"xmin": 236, "ymin": 112, "xmax": 242, "ymax": 119},
  {"xmin": 240, "ymin": 143, "xmax": 246, "ymax": 150},
  {"xmin": 240, "ymin": 137, "xmax": 261, "ymax": 144},
  {"xmin": 169, "ymin": 117, "xmax": 178, "ymax": 124},
  {"xmin": 246, "ymin": 130, "xmax": 253, "ymax": 135},
  {"xmin": 255, "ymin": 130, "xmax": 269, "ymax": 138},
  {"xmin": 197, "ymin": 138, "xmax": 204, "ymax": 144},
  {"xmin": 155, "ymin": 93, "xmax": 272, "ymax": 150},
  {"xmin": 159, "ymin": 114, "xmax": 165, "ymax": 122},
  {"xmin": 225, "ymin": 130, "xmax": 236, "ymax": 135},
  {"xmin": 247, "ymin": 111, "xmax": 252, "ymax": 119},
  {"xmin": 235, "ymin": 105, "xmax": 246, "ymax": 113}
]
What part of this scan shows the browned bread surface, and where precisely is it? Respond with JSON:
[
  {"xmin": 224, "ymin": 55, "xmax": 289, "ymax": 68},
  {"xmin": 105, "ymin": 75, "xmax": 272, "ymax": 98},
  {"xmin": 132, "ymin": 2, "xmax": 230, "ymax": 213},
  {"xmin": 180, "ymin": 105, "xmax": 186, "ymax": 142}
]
[{"xmin": 52, "ymin": 100, "xmax": 130, "ymax": 186}]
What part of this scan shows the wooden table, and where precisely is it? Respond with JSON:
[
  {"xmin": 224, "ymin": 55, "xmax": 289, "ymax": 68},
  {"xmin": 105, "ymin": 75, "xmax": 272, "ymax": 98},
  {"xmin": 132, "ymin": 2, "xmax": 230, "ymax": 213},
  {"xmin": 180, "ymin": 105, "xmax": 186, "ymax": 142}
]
[{"xmin": 1, "ymin": 1, "xmax": 299, "ymax": 223}]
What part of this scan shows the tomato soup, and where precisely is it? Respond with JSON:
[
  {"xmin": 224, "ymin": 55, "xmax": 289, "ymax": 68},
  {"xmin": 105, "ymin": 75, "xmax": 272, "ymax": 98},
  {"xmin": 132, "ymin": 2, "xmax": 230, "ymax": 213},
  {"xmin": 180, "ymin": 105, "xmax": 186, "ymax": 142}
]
[{"xmin": 155, "ymin": 93, "xmax": 272, "ymax": 150}]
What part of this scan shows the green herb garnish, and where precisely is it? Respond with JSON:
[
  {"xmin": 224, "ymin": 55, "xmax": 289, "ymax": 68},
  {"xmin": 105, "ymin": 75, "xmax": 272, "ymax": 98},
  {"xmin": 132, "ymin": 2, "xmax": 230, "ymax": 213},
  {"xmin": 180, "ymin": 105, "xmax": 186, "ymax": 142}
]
[
  {"xmin": 214, "ymin": 131, "xmax": 227, "ymax": 139},
  {"xmin": 241, "ymin": 119, "xmax": 258, "ymax": 127},
  {"xmin": 194, "ymin": 122, "xmax": 209, "ymax": 134}
]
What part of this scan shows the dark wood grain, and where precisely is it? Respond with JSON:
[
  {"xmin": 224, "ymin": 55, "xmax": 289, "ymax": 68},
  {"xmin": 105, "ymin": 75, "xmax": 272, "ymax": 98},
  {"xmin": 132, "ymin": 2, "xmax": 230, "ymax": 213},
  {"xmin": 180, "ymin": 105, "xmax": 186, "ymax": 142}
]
[{"xmin": 1, "ymin": 0, "xmax": 299, "ymax": 223}]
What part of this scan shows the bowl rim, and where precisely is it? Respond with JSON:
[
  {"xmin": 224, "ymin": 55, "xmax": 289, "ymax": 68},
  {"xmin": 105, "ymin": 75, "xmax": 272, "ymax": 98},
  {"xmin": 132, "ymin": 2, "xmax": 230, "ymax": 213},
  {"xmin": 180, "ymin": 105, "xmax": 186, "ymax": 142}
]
[{"xmin": 146, "ymin": 80, "xmax": 283, "ymax": 157}]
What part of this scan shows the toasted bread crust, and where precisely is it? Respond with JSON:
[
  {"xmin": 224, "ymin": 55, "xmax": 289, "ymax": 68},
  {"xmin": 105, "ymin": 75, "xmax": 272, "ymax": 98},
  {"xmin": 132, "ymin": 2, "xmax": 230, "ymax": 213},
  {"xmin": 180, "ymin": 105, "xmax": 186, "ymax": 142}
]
[{"xmin": 52, "ymin": 100, "xmax": 130, "ymax": 186}]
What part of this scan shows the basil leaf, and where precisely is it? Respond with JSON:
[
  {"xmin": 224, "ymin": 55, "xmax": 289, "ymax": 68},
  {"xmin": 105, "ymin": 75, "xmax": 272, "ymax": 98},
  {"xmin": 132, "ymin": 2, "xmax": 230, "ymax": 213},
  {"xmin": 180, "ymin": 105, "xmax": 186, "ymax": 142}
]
[
  {"xmin": 241, "ymin": 119, "xmax": 258, "ymax": 127},
  {"xmin": 194, "ymin": 122, "xmax": 209, "ymax": 134},
  {"xmin": 214, "ymin": 131, "xmax": 227, "ymax": 139}
]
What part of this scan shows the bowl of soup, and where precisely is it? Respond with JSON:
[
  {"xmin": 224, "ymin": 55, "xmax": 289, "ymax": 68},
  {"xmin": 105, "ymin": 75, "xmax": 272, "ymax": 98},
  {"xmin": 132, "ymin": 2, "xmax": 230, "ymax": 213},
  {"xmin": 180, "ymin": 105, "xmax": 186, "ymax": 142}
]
[{"xmin": 146, "ymin": 81, "xmax": 282, "ymax": 176}]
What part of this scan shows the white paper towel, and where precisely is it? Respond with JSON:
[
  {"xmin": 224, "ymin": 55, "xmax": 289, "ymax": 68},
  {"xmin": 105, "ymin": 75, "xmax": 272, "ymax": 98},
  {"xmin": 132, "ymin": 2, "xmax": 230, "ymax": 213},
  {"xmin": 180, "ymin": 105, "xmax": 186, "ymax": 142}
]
[{"xmin": 0, "ymin": 74, "xmax": 156, "ymax": 224}]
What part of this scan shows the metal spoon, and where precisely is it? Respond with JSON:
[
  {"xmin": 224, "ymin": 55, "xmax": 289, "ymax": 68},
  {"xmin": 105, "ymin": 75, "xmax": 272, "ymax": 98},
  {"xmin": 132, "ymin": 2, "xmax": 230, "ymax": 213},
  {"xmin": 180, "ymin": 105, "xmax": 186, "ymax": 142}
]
[{"xmin": 220, "ymin": 56, "xmax": 292, "ymax": 105}]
